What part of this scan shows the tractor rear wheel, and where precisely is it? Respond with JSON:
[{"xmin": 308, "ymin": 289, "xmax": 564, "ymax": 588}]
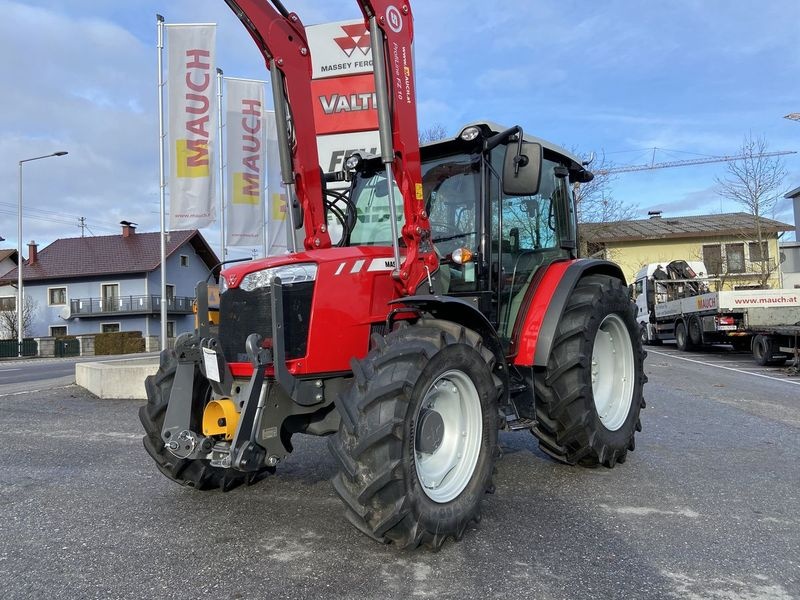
[
  {"xmin": 329, "ymin": 319, "xmax": 501, "ymax": 550},
  {"xmin": 139, "ymin": 350, "xmax": 272, "ymax": 491},
  {"xmin": 532, "ymin": 274, "xmax": 646, "ymax": 467}
]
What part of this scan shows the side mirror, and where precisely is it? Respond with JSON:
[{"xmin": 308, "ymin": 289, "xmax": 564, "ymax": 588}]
[{"xmin": 503, "ymin": 141, "xmax": 542, "ymax": 196}]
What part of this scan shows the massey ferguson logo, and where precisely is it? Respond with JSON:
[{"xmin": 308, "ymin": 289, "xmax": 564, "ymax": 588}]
[
  {"xmin": 334, "ymin": 24, "xmax": 371, "ymax": 57},
  {"xmin": 385, "ymin": 6, "xmax": 403, "ymax": 33}
]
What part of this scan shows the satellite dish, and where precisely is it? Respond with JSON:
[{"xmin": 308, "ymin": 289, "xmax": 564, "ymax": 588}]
[{"xmin": 59, "ymin": 306, "xmax": 71, "ymax": 320}]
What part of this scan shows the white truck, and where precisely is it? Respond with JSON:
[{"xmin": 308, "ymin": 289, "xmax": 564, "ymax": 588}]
[{"xmin": 633, "ymin": 260, "xmax": 800, "ymax": 366}]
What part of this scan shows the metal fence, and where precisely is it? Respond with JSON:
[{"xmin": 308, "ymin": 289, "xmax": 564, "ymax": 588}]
[
  {"xmin": 55, "ymin": 338, "xmax": 80, "ymax": 358},
  {"xmin": 0, "ymin": 339, "xmax": 38, "ymax": 358}
]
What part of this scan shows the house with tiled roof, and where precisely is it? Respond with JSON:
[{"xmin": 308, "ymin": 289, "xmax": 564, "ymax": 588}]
[
  {"xmin": 580, "ymin": 212, "xmax": 794, "ymax": 290},
  {"xmin": 0, "ymin": 222, "xmax": 219, "ymax": 345},
  {"xmin": 0, "ymin": 249, "xmax": 21, "ymax": 338}
]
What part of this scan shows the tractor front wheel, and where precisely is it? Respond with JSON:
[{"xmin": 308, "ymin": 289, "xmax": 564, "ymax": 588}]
[
  {"xmin": 532, "ymin": 274, "xmax": 646, "ymax": 467},
  {"xmin": 139, "ymin": 350, "xmax": 272, "ymax": 491},
  {"xmin": 329, "ymin": 319, "xmax": 500, "ymax": 550}
]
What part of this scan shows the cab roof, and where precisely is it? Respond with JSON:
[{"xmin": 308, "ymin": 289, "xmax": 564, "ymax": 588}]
[{"xmin": 422, "ymin": 121, "xmax": 586, "ymax": 168}]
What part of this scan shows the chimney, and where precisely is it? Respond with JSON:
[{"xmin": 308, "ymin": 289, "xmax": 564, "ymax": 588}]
[
  {"xmin": 27, "ymin": 241, "xmax": 38, "ymax": 265},
  {"xmin": 120, "ymin": 220, "xmax": 137, "ymax": 238}
]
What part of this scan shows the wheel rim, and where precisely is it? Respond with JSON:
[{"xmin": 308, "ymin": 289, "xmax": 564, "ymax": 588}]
[
  {"xmin": 414, "ymin": 369, "xmax": 482, "ymax": 503},
  {"xmin": 591, "ymin": 313, "xmax": 635, "ymax": 431}
]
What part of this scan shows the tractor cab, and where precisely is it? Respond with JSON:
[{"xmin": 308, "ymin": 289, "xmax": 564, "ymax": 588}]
[{"xmin": 338, "ymin": 122, "xmax": 593, "ymax": 349}]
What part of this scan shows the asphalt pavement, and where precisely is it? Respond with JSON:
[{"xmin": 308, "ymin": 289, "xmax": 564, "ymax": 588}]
[
  {"xmin": 0, "ymin": 353, "xmax": 159, "ymax": 395},
  {"xmin": 0, "ymin": 349, "xmax": 798, "ymax": 599}
]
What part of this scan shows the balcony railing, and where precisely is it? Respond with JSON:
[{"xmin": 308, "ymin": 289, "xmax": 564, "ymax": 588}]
[{"xmin": 69, "ymin": 295, "xmax": 194, "ymax": 317}]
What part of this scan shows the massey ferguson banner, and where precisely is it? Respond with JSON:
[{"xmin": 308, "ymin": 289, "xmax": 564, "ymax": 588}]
[
  {"xmin": 310, "ymin": 74, "xmax": 377, "ymax": 135},
  {"xmin": 167, "ymin": 25, "xmax": 217, "ymax": 229},
  {"xmin": 306, "ymin": 19, "xmax": 380, "ymax": 173},
  {"xmin": 306, "ymin": 21, "xmax": 374, "ymax": 79},
  {"xmin": 262, "ymin": 20, "xmax": 381, "ymax": 254},
  {"xmin": 225, "ymin": 78, "xmax": 266, "ymax": 247}
]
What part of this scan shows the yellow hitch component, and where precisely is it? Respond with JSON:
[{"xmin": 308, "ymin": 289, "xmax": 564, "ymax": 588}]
[{"xmin": 202, "ymin": 398, "xmax": 239, "ymax": 440}]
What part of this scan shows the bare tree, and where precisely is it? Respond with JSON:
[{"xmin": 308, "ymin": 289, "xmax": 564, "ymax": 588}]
[
  {"xmin": 570, "ymin": 151, "xmax": 639, "ymax": 258},
  {"xmin": 716, "ymin": 134, "xmax": 789, "ymax": 287},
  {"xmin": 0, "ymin": 297, "xmax": 39, "ymax": 339},
  {"xmin": 419, "ymin": 123, "xmax": 448, "ymax": 144},
  {"xmin": 573, "ymin": 151, "xmax": 638, "ymax": 224}
]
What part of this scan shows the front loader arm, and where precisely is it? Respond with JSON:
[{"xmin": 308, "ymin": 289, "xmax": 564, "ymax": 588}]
[
  {"xmin": 356, "ymin": 1, "xmax": 437, "ymax": 294},
  {"xmin": 224, "ymin": 0, "xmax": 331, "ymax": 251}
]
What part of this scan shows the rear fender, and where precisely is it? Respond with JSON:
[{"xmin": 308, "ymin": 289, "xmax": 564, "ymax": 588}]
[{"xmin": 513, "ymin": 259, "xmax": 626, "ymax": 367}]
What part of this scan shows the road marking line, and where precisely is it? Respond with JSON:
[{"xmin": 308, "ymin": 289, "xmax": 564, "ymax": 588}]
[
  {"xmin": 0, "ymin": 383, "xmax": 75, "ymax": 398},
  {"xmin": 0, "ymin": 368, "xmax": 22, "ymax": 372},
  {"xmin": 648, "ymin": 349, "xmax": 800, "ymax": 386}
]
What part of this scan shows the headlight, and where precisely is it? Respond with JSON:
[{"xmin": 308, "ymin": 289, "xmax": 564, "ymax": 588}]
[
  {"xmin": 345, "ymin": 153, "xmax": 362, "ymax": 172},
  {"xmin": 239, "ymin": 263, "xmax": 318, "ymax": 292},
  {"xmin": 459, "ymin": 126, "xmax": 481, "ymax": 141},
  {"xmin": 218, "ymin": 275, "xmax": 228, "ymax": 294}
]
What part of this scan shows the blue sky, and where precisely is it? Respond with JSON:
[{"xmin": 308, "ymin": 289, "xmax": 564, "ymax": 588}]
[{"xmin": 1, "ymin": 0, "xmax": 798, "ymax": 259}]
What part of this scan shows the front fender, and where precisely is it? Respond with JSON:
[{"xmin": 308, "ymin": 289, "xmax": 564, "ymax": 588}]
[
  {"xmin": 388, "ymin": 294, "xmax": 506, "ymax": 374},
  {"xmin": 512, "ymin": 259, "xmax": 626, "ymax": 367}
]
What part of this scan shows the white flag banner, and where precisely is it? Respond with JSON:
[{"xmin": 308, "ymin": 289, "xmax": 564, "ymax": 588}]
[
  {"xmin": 265, "ymin": 111, "xmax": 289, "ymax": 256},
  {"xmin": 226, "ymin": 79, "xmax": 266, "ymax": 247},
  {"xmin": 167, "ymin": 24, "xmax": 217, "ymax": 229}
]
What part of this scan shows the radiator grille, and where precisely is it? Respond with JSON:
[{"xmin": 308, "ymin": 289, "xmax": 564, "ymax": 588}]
[{"xmin": 218, "ymin": 282, "xmax": 314, "ymax": 363}]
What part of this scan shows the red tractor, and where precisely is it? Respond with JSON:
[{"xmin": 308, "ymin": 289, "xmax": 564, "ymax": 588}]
[{"xmin": 141, "ymin": 0, "xmax": 646, "ymax": 550}]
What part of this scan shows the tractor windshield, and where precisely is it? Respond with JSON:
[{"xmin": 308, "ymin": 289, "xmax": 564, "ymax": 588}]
[
  {"xmin": 347, "ymin": 171, "xmax": 403, "ymax": 246},
  {"xmin": 347, "ymin": 154, "xmax": 481, "ymax": 257}
]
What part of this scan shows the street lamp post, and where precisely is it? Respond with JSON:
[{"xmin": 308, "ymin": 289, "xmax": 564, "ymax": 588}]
[{"xmin": 17, "ymin": 151, "xmax": 68, "ymax": 356}]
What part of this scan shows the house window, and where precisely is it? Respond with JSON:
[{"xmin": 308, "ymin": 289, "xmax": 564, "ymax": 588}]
[
  {"xmin": 48, "ymin": 287, "xmax": 67, "ymax": 306},
  {"xmin": 702, "ymin": 245, "xmax": 722, "ymax": 274},
  {"xmin": 726, "ymin": 243, "xmax": 745, "ymax": 273},
  {"xmin": 0, "ymin": 297, "xmax": 15, "ymax": 311},
  {"xmin": 180, "ymin": 255, "xmax": 189, "ymax": 267},
  {"xmin": 165, "ymin": 284, "xmax": 175, "ymax": 301},
  {"xmin": 101, "ymin": 283, "xmax": 120, "ymax": 312},
  {"xmin": 101, "ymin": 323, "xmax": 120, "ymax": 333},
  {"xmin": 166, "ymin": 321, "xmax": 175, "ymax": 338},
  {"xmin": 50, "ymin": 326, "xmax": 67, "ymax": 337},
  {"xmin": 748, "ymin": 241, "xmax": 769, "ymax": 262}
]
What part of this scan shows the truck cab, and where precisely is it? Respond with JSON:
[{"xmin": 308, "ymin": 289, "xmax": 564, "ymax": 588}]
[{"xmin": 633, "ymin": 260, "xmax": 708, "ymax": 344}]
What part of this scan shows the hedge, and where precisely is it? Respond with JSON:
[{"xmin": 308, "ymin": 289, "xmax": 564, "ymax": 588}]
[{"xmin": 94, "ymin": 331, "xmax": 145, "ymax": 356}]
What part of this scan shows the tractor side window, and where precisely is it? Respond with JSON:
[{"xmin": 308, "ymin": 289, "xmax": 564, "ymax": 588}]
[
  {"xmin": 348, "ymin": 171, "xmax": 403, "ymax": 246},
  {"xmin": 422, "ymin": 154, "xmax": 481, "ymax": 292},
  {"xmin": 494, "ymin": 155, "xmax": 568, "ymax": 338}
]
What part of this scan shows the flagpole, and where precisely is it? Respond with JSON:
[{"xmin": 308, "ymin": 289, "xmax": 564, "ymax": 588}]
[
  {"xmin": 157, "ymin": 14, "xmax": 168, "ymax": 352},
  {"xmin": 262, "ymin": 178, "xmax": 268, "ymax": 258},
  {"xmin": 217, "ymin": 67, "xmax": 226, "ymax": 261}
]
